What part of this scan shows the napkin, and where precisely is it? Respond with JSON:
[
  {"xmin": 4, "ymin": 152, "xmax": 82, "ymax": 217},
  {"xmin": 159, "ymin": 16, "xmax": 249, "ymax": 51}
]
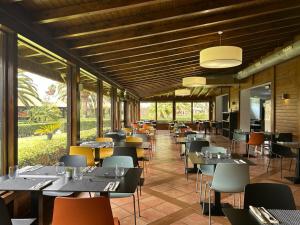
[
  {"xmin": 239, "ymin": 160, "xmax": 247, "ymax": 164},
  {"xmin": 234, "ymin": 160, "xmax": 240, "ymax": 164},
  {"xmin": 30, "ymin": 180, "xmax": 53, "ymax": 190}
]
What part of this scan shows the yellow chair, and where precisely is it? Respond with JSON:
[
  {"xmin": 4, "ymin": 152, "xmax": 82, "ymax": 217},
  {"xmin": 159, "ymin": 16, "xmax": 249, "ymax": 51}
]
[
  {"xmin": 122, "ymin": 127, "xmax": 133, "ymax": 135},
  {"xmin": 100, "ymin": 148, "xmax": 113, "ymax": 159},
  {"xmin": 96, "ymin": 137, "xmax": 113, "ymax": 142},
  {"xmin": 126, "ymin": 136, "xmax": 144, "ymax": 159},
  {"xmin": 69, "ymin": 146, "xmax": 95, "ymax": 166}
]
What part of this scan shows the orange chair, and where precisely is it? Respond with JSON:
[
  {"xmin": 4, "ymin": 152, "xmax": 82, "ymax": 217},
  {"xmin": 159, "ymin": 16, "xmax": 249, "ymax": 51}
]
[
  {"xmin": 247, "ymin": 132, "xmax": 265, "ymax": 158},
  {"xmin": 131, "ymin": 123, "xmax": 139, "ymax": 129},
  {"xmin": 52, "ymin": 197, "xmax": 119, "ymax": 225}
]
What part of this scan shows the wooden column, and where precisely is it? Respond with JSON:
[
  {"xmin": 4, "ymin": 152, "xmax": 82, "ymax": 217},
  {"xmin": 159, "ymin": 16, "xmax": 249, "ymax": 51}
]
[
  {"xmin": 124, "ymin": 100, "xmax": 128, "ymax": 127},
  {"xmin": 111, "ymin": 87, "xmax": 117, "ymax": 130},
  {"xmin": 0, "ymin": 30, "xmax": 5, "ymax": 174},
  {"xmin": 0, "ymin": 30, "xmax": 18, "ymax": 169},
  {"xmin": 96, "ymin": 80, "xmax": 103, "ymax": 137},
  {"xmin": 173, "ymin": 100, "xmax": 176, "ymax": 121},
  {"xmin": 67, "ymin": 64, "xmax": 80, "ymax": 148}
]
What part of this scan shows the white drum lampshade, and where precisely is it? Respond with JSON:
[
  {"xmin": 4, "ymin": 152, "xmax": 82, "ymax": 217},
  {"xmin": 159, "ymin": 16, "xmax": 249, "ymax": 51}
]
[
  {"xmin": 182, "ymin": 76, "xmax": 206, "ymax": 87},
  {"xmin": 175, "ymin": 89, "xmax": 191, "ymax": 96},
  {"xmin": 199, "ymin": 46, "xmax": 242, "ymax": 68}
]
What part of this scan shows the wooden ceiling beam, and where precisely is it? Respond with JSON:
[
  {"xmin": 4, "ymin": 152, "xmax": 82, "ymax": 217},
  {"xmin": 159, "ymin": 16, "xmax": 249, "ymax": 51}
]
[
  {"xmin": 54, "ymin": 0, "xmax": 252, "ymax": 39},
  {"xmin": 35, "ymin": 0, "xmax": 165, "ymax": 24},
  {"xmin": 88, "ymin": 23, "xmax": 300, "ymax": 62},
  {"xmin": 73, "ymin": 14, "xmax": 300, "ymax": 52},
  {"xmin": 55, "ymin": 2, "xmax": 300, "ymax": 45}
]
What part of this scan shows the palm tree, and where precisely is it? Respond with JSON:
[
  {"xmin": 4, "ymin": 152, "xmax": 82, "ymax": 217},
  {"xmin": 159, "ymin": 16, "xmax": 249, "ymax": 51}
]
[{"xmin": 18, "ymin": 73, "xmax": 41, "ymax": 107}]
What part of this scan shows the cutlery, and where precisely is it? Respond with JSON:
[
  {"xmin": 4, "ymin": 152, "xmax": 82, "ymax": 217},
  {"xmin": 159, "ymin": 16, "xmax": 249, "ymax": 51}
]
[
  {"xmin": 30, "ymin": 180, "xmax": 52, "ymax": 190},
  {"xmin": 234, "ymin": 160, "xmax": 240, "ymax": 164},
  {"xmin": 239, "ymin": 159, "xmax": 246, "ymax": 164},
  {"xmin": 259, "ymin": 207, "xmax": 279, "ymax": 224},
  {"xmin": 104, "ymin": 182, "xmax": 113, "ymax": 191}
]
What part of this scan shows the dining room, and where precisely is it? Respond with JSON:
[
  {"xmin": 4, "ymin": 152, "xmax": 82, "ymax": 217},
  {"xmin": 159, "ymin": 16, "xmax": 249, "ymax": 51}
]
[{"xmin": 1, "ymin": 1, "xmax": 300, "ymax": 225}]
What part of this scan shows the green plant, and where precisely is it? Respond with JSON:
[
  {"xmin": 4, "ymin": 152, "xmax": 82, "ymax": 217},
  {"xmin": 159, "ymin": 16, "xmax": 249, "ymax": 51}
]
[
  {"xmin": 18, "ymin": 73, "xmax": 41, "ymax": 107},
  {"xmin": 34, "ymin": 123, "xmax": 61, "ymax": 140},
  {"xmin": 29, "ymin": 104, "xmax": 62, "ymax": 123}
]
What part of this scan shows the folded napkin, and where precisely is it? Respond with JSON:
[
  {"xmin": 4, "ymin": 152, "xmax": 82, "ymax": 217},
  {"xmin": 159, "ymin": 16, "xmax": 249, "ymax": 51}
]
[
  {"xmin": 239, "ymin": 159, "xmax": 247, "ymax": 164},
  {"xmin": 104, "ymin": 182, "xmax": 120, "ymax": 192},
  {"xmin": 30, "ymin": 180, "xmax": 53, "ymax": 190},
  {"xmin": 234, "ymin": 160, "xmax": 240, "ymax": 164},
  {"xmin": 250, "ymin": 206, "xmax": 279, "ymax": 224}
]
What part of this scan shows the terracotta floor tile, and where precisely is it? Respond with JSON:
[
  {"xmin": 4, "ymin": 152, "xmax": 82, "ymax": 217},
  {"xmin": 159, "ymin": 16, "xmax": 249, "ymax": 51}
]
[
  {"xmin": 153, "ymin": 202, "xmax": 182, "ymax": 215},
  {"xmin": 139, "ymin": 208, "xmax": 167, "ymax": 223}
]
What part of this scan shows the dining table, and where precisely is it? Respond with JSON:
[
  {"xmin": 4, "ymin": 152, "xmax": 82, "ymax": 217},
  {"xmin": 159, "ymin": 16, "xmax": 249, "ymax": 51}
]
[
  {"xmin": 277, "ymin": 141, "xmax": 300, "ymax": 184},
  {"xmin": 0, "ymin": 165, "xmax": 142, "ymax": 225},
  {"xmin": 189, "ymin": 152, "xmax": 255, "ymax": 216},
  {"xmin": 223, "ymin": 208, "xmax": 300, "ymax": 225}
]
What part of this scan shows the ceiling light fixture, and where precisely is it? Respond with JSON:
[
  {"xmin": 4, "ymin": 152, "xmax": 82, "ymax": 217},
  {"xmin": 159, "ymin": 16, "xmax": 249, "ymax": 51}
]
[
  {"xmin": 175, "ymin": 89, "xmax": 191, "ymax": 96},
  {"xmin": 182, "ymin": 76, "xmax": 206, "ymax": 87},
  {"xmin": 199, "ymin": 31, "xmax": 242, "ymax": 68}
]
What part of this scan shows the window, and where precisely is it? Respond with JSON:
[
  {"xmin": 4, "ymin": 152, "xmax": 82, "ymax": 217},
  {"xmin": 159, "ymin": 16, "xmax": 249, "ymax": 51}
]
[
  {"xmin": 103, "ymin": 83, "xmax": 111, "ymax": 132},
  {"xmin": 193, "ymin": 102, "xmax": 209, "ymax": 121},
  {"xmin": 79, "ymin": 69, "xmax": 97, "ymax": 141},
  {"xmin": 157, "ymin": 102, "xmax": 173, "ymax": 122},
  {"xmin": 176, "ymin": 102, "xmax": 191, "ymax": 122},
  {"xmin": 17, "ymin": 36, "xmax": 68, "ymax": 166},
  {"xmin": 140, "ymin": 102, "xmax": 156, "ymax": 121},
  {"xmin": 120, "ymin": 101, "xmax": 124, "ymax": 128}
]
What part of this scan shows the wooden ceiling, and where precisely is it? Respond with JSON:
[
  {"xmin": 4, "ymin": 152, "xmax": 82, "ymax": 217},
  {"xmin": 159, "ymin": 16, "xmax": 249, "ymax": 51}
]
[{"xmin": 5, "ymin": 0, "xmax": 300, "ymax": 98}]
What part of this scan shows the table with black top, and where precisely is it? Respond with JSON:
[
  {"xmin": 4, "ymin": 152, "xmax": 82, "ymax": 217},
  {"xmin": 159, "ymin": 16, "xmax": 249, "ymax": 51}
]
[
  {"xmin": 0, "ymin": 166, "xmax": 142, "ymax": 225},
  {"xmin": 223, "ymin": 208, "xmax": 300, "ymax": 225},
  {"xmin": 189, "ymin": 153, "xmax": 255, "ymax": 216},
  {"xmin": 277, "ymin": 142, "xmax": 300, "ymax": 184}
]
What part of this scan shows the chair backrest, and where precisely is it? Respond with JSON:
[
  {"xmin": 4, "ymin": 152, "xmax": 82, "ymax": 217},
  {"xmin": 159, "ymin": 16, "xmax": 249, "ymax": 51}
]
[
  {"xmin": 244, "ymin": 183, "xmax": 296, "ymax": 210},
  {"xmin": 133, "ymin": 133, "xmax": 148, "ymax": 142},
  {"xmin": 126, "ymin": 136, "xmax": 143, "ymax": 143},
  {"xmin": 271, "ymin": 142, "xmax": 294, "ymax": 157},
  {"xmin": 96, "ymin": 137, "xmax": 113, "ymax": 142},
  {"xmin": 277, "ymin": 133, "xmax": 293, "ymax": 142},
  {"xmin": 189, "ymin": 140, "xmax": 210, "ymax": 153},
  {"xmin": 69, "ymin": 146, "xmax": 94, "ymax": 166},
  {"xmin": 59, "ymin": 155, "xmax": 87, "ymax": 167},
  {"xmin": 102, "ymin": 156, "xmax": 134, "ymax": 168},
  {"xmin": 248, "ymin": 132, "xmax": 264, "ymax": 145},
  {"xmin": 184, "ymin": 131, "xmax": 197, "ymax": 137},
  {"xmin": 211, "ymin": 163, "xmax": 250, "ymax": 193},
  {"xmin": 113, "ymin": 146, "xmax": 139, "ymax": 167},
  {"xmin": 0, "ymin": 198, "xmax": 12, "ymax": 225},
  {"xmin": 233, "ymin": 131, "xmax": 247, "ymax": 142},
  {"xmin": 52, "ymin": 197, "xmax": 116, "ymax": 225}
]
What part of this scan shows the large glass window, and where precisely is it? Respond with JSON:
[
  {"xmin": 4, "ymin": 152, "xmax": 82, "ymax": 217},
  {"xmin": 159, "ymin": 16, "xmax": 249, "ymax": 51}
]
[
  {"xmin": 193, "ymin": 102, "xmax": 209, "ymax": 120},
  {"xmin": 140, "ymin": 102, "xmax": 156, "ymax": 121},
  {"xmin": 157, "ymin": 102, "xmax": 173, "ymax": 122},
  {"xmin": 103, "ymin": 83, "xmax": 112, "ymax": 132},
  {"xmin": 79, "ymin": 69, "xmax": 97, "ymax": 141},
  {"xmin": 176, "ymin": 102, "xmax": 192, "ymax": 122},
  {"xmin": 17, "ymin": 36, "xmax": 68, "ymax": 166}
]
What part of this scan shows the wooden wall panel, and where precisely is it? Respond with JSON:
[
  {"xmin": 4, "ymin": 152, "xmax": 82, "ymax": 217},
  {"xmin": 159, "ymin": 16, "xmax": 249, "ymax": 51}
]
[
  {"xmin": 275, "ymin": 56, "xmax": 300, "ymax": 140},
  {"xmin": 229, "ymin": 86, "xmax": 240, "ymax": 112}
]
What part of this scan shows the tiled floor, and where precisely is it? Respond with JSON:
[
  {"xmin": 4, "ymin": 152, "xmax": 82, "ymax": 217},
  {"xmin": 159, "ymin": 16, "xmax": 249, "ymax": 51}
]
[{"xmin": 109, "ymin": 130, "xmax": 300, "ymax": 225}]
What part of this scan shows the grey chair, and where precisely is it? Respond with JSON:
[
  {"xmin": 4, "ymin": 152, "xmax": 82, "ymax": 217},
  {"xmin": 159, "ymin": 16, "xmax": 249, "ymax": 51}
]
[
  {"xmin": 204, "ymin": 163, "xmax": 250, "ymax": 225},
  {"xmin": 43, "ymin": 155, "xmax": 87, "ymax": 197},
  {"xmin": 231, "ymin": 129, "xmax": 247, "ymax": 153},
  {"xmin": 196, "ymin": 147, "xmax": 226, "ymax": 201},
  {"xmin": 102, "ymin": 156, "xmax": 140, "ymax": 225},
  {"xmin": 0, "ymin": 197, "xmax": 35, "ymax": 225}
]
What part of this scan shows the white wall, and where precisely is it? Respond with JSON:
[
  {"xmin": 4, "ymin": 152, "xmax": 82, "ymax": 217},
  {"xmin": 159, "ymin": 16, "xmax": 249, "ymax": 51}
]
[{"xmin": 240, "ymin": 89, "xmax": 251, "ymax": 132}]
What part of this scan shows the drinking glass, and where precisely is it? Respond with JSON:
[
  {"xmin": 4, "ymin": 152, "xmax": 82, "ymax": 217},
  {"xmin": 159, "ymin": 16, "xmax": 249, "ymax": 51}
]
[
  {"xmin": 226, "ymin": 149, "xmax": 232, "ymax": 158},
  {"xmin": 8, "ymin": 165, "xmax": 18, "ymax": 179},
  {"xmin": 73, "ymin": 167, "xmax": 83, "ymax": 180},
  {"xmin": 55, "ymin": 162, "xmax": 65, "ymax": 175},
  {"xmin": 115, "ymin": 165, "xmax": 125, "ymax": 178}
]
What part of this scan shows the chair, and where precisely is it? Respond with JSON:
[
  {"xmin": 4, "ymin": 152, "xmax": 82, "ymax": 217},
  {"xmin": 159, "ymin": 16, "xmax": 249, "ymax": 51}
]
[
  {"xmin": 276, "ymin": 133, "xmax": 293, "ymax": 142},
  {"xmin": 69, "ymin": 146, "xmax": 95, "ymax": 166},
  {"xmin": 246, "ymin": 132, "xmax": 264, "ymax": 158},
  {"xmin": 96, "ymin": 137, "xmax": 113, "ymax": 142},
  {"xmin": 43, "ymin": 155, "xmax": 87, "ymax": 197},
  {"xmin": 244, "ymin": 183, "xmax": 296, "ymax": 210},
  {"xmin": 52, "ymin": 197, "xmax": 119, "ymax": 225},
  {"xmin": 0, "ymin": 197, "xmax": 35, "ymax": 225},
  {"xmin": 196, "ymin": 146, "xmax": 226, "ymax": 200},
  {"xmin": 205, "ymin": 163, "xmax": 250, "ymax": 225},
  {"xmin": 100, "ymin": 148, "xmax": 114, "ymax": 160},
  {"xmin": 113, "ymin": 146, "xmax": 139, "ymax": 168},
  {"xmin": 126, "ymin": 136, "xmax": 145, "ymax": 159},
  {"xmin": 267, "ymin": 142, "xmax": 297, "ymax": 178},
  {"xmin": 105, "ymin": 133, "xmax": 122, "ymax": 142},
  {"xmin": 102, "ymin": 156, "xmax": 140, "ymax": 225},
  {"xmin": 231, "ymin": 129, "xmax": 247, "ymax": 153}
]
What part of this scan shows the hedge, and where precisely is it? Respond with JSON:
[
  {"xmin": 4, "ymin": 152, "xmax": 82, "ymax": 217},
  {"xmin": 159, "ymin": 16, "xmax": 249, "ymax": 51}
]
[
  {"xmin": 18, "ymin": 128, "xmax": 98, "ymax": 166},
  {"xmin": 18, "ymin": 118, "xmax": 112, "ymax": 138}
]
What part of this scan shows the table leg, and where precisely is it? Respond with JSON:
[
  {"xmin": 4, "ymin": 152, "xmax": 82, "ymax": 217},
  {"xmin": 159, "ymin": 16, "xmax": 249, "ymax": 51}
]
[
  {"xmin": 201, "ymin": 191, "xmax": 232, "ymax": 216},
  {"xmin": 31, "ymin": 192, "xmax": 43, "ymax": 225},
  {"xmin": 285, "ymin": 149, "xmax": 300, "ymax": 184}
]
